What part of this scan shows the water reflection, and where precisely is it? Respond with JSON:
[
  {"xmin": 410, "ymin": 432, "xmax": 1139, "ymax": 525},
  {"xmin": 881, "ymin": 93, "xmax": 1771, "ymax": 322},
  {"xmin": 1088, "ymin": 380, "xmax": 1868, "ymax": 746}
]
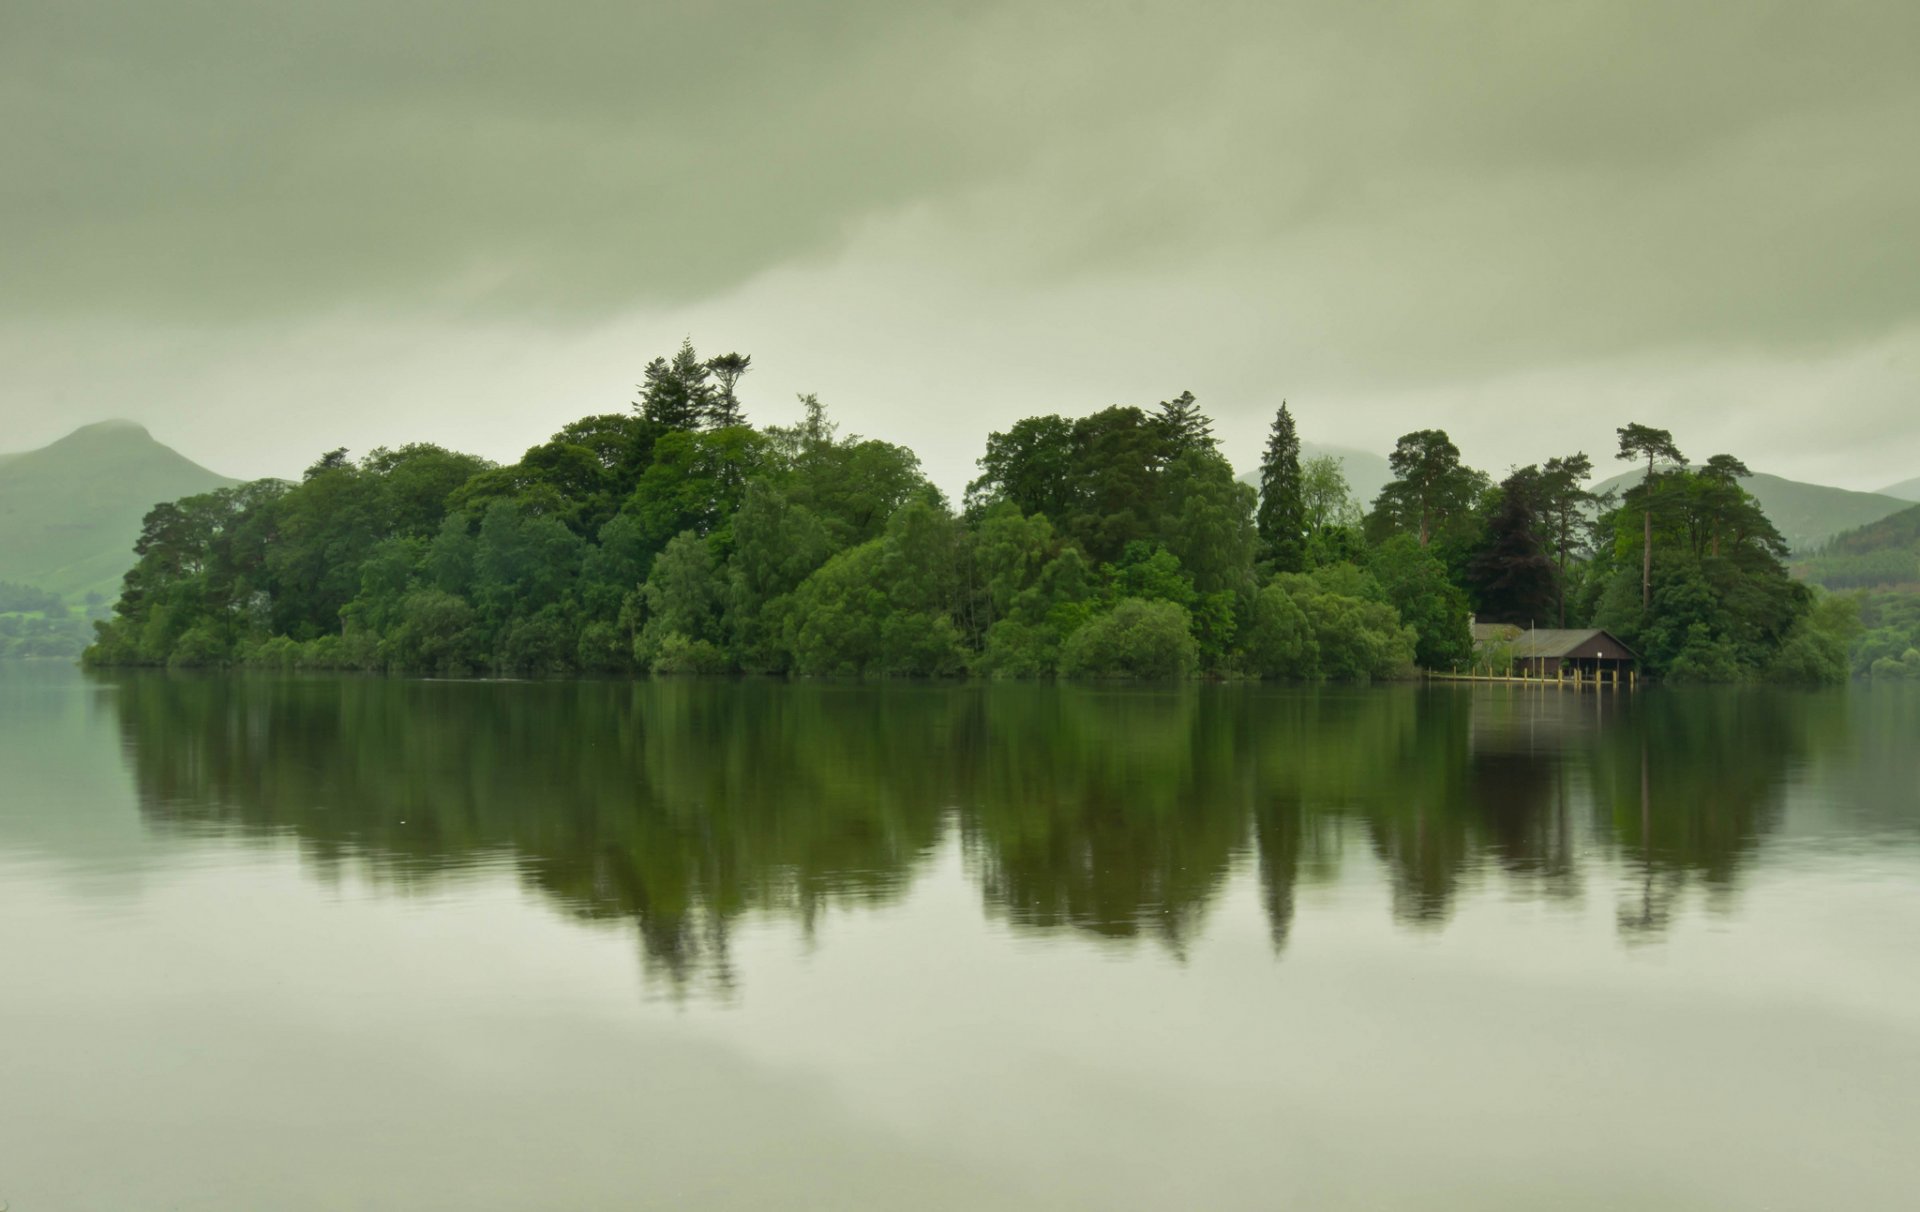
[{"xmin": 101, "ymin": 675, "xmax": 1857, "ymax": 991}]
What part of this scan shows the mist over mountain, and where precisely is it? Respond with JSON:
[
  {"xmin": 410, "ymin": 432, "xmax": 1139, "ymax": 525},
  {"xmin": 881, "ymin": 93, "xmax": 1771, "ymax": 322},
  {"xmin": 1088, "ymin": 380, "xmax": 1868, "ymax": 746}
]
[
  {"xmin": 0, "ymin": 421, "xmax": 236, "ymax": 600},
  {"xmin": 1878, "ymin": 476, "xmax": 1920, "ymax": 503}
]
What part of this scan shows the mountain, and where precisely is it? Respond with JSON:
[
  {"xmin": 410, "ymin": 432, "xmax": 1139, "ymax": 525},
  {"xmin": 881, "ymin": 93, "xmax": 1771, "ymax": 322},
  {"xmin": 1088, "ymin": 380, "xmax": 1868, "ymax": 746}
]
[
  {"xmin": 1878, "ymin": 476, "xmax": 1920, "ymax": 503},
  {"xmin": 0, "ymin": 421, "xmax": 238, "ymax": 601},
  {"xmin": 1589, "ymin": 466, "xmax": 1910, "ymax": 554}
]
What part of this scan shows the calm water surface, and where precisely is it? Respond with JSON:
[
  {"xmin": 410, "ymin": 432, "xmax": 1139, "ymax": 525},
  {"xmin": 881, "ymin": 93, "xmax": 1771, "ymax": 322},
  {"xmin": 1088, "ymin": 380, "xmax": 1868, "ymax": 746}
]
[{"xmin": 2, "ymin": 665, "xmax": 1917, "ymax": 1210}]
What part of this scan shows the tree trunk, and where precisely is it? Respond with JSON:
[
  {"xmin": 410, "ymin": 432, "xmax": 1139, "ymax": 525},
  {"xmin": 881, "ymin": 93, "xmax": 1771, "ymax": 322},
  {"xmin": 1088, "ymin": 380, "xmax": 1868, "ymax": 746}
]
[
  {"xmin": 1641, "ymin": 456, "xmax": 1654, "ymax": 611},
  {"xmin": 1642, "ymin": 508, "xmax": 1652, "ymax": 611}
]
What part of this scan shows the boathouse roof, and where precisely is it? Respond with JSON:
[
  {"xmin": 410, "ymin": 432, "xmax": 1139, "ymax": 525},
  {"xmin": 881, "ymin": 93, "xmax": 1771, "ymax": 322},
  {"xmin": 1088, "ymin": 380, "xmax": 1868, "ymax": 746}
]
[{"xmin": 1472, "ymin": 624, "xmax": 1638, "ymax": 660}]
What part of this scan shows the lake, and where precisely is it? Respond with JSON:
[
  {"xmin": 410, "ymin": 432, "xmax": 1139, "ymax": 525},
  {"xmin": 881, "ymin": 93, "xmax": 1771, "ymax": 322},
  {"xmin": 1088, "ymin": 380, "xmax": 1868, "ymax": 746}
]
[{"xmin": 2, "ymin": 665, "xmax": 1917, "ymax": 1210}]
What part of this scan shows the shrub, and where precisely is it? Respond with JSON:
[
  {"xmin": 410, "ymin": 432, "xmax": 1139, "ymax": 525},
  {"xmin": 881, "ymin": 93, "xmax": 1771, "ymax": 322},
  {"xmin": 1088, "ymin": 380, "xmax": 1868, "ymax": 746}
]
[
  {"xmin": 167, "ymin": 624, "xmax": 229, "ymax": 669},
  {"xmin": 650, "ymin": 632, "xmax": 731, "ymax": 675},
  {"xmin": 1059, "ymin": 598, "xmax": 1198, "ymax": 679}
]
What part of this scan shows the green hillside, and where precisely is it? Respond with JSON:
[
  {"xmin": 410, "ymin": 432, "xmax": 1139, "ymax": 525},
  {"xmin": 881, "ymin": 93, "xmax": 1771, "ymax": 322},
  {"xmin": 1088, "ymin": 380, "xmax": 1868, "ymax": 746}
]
[
  {"xmin": 1798, "ymin": 503, "xmax": 1920, "ymax": 591},
  {"xmin": 1591, "ymin": 466, "xmax": 1909, "ymax": 554},
  {"xmin": 0, "ymin": 421, "xmax": 238, "ymax": 602},
  {"xmin": 1878, "ymin": 476, "xmax": 1920, "ymax": 503}
]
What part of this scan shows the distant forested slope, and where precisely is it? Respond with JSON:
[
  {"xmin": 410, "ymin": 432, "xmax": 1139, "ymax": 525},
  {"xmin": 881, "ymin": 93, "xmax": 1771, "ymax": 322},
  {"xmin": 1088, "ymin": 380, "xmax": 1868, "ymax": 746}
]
[{"xmin": 1799, "ymin": 504, "xmax": 1920, "ymax": 591}]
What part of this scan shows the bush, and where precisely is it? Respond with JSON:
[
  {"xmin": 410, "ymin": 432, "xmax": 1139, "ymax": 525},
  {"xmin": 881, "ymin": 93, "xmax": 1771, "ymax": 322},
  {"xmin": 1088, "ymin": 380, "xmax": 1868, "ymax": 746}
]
[
  {"xmin": 1665, "ymin": 623, "xmax": 1745, "ymax": 683},
  {"xmin": 576, "ymin": 620, "xmax": 634, "ymax": 673},
  {"xmin": 649, "ymin": 632, "xmax": 731, "ymax": 675},
  {"xmin": 1239, "ymin": 584, "xmax": 1318, "ymax": 679},
  {"xmin": 242, "ymin": 634, "xmax": 305, "ymax": 670},
  {"xmin": 1298, "ymin": 591, "xmax": 1416, "ymax": 681},
  {"xmin": 1869, "ymin": 648, "xmax": 1920, "ymax": 680},
  {"xmin": 1059, "ymin": 598, "xmax": 1198, "ymax": 679},
  {"xmin": 167, "ymin": 624, "xmax": 229, "ymax": 669},
  {"xmin": 499, "ymin": 606, "xmax": 576, "ymax": 674}
]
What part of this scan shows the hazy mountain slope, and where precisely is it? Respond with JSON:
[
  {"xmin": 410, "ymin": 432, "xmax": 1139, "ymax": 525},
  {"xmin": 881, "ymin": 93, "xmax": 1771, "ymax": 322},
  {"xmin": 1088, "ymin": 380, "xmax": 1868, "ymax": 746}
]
[
  {"xmin": 0, "ymin": 421, "xmax": 238, "ymax": 600},
  {"xmin": 1590, "ymin": 466, "xmax": 1909, "ymax": 553},
  {"xmin": 1878, "ymin": 476, "xmax": 1920, "ymax": 503}
]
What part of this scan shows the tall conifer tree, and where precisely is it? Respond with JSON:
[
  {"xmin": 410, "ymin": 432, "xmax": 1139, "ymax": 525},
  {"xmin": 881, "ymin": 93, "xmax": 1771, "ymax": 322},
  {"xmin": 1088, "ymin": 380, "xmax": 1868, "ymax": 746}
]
[
  {"xmin": 1257, "ymin": 402, "xmax": 1305, "ymax": 572},
  {"xmin": 1155, "ymin": 390, "xmax": 1214, "ymax": 459},
  {"xmin": 636, "ymin": 339, "xmax": 715, "ymax": 430}
]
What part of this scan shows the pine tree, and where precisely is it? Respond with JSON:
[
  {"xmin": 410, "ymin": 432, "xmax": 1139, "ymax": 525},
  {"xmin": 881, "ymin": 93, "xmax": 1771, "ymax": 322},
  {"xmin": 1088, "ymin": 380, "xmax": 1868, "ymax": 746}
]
[
  {"xmin": 704, "ymin": 352, "xmax": 751, "ymax": 428},
  {"xmin": 1155, "ymin": 390, "xmax": 1214, "ymax": 459},
  {"xmin": 636, "ymin": 339, "xmax": 715, "ymax": 430},
  {"xmin": 1257, "ymin": 402, "xmax": 1305, "ymax": 572},
  {"xmin": 1615, "ymin": 423, "xmax": 1687, "ymax": 611}
]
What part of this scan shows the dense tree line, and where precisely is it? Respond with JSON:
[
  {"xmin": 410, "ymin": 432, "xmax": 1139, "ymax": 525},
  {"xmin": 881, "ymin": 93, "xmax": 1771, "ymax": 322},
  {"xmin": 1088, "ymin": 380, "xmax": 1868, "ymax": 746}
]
[
  {"xmin": 85, "ymin": 344, "xmax": 1853, "ymax": 681},
  {"xmin": 0, "ymin": 580, "xmax": 98, "ymax": 660}
]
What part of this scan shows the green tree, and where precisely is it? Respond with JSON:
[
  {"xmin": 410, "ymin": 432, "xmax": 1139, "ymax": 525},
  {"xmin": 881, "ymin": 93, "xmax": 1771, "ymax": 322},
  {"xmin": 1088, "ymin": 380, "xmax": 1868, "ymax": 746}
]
[
  {"xmin": 1256, "ymin": 402, "xmax": 1305, "ymax": 572},
  {"xmin": 704, "ymin": 352, "xmax": 751, "ymax": 428},
  {"xmin": 725, "ymin": 482, "xmax": 833, "ymax": 673},
  {"xmin": 1155, "ymin": 390, "xmax": 1215, "ymax": 459},
  {"xmin": 1372, "ymin": 430, "xmax": 1486, "ymax": 548},
  {"xmin": 637, "ymin": 531, "xmax": 728, "ymax": 671},
  {"xmin": 1615, "ymin": 423, "xmax": 1687, "ymax": 611},
  {"xmin": 1368, "ymin": 535, "xmax": 1473, "ymax": 670},
  {"xmin": 1534, "ymin": 453, "xmax": 1595, "ymax": 625},
  {"xmin": 967, "ymin": 414, "xmax": 1078, "ymax": 522},
  {"xmin": 1466, "ymin": 472, "xmax": 1560, "ymax": 628},
  {"xmin": 637, "ymin": 339, "xmax": 715, "ymax": 430},
  {"xmin": 1159, "ymin": 450, "xmax": 1257, "ymax": 597}
]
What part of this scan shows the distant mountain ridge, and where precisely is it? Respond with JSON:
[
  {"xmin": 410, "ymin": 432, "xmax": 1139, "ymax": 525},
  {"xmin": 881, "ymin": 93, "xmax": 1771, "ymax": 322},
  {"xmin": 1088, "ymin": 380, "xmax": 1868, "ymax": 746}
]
[
  {"xmin": 1589, "ymin": 465, "xmax": 1909, "ymax": 553},
  {"xmin": 0, "ymin": 421, "xmax": 237, "ymax": 600},
  {"xmin": 1878, "ymin": 476, "xmax": 1920, "ymax": 503}
]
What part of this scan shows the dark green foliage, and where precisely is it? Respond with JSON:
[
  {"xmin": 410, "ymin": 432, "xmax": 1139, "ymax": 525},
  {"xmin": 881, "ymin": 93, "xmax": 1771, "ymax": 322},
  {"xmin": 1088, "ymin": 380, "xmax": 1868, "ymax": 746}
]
[
  {"xmin": 1368, "ymin": 535, "xmax": 1473, "ymax": 671},
  {"xmin": 1159, "ymin": 451, "xmax": 1257, "ymax": 596},
  {"xmin": 1155, "ymin": 390, "xmax": 1215, "ymax": 458},
  {"xmin": 1589, "ymin": 448, "xmax": 1819, "ymax": 681},
  {"xmin": 1846, "ymin": 590, "xmax": 1920, "ymax": 677},
  {"xmin": 637, "ymin": 339, "xmax": 715, "ymax": 430},
  {"xmin": 704, "ymin": 352, "xmax": 752, "ymax": 428},
  {"xmin": 1370, "ymin": 429, "xmax": 1489, "ymax": 548},
  {"xmin": 1268, "ymin": 573, "xmax": 1418, "ymax": 681},
  {"xmin": 1466, "ymin": 472, "xmax": 1560, "ymax": 627},
  {"xmin": 1765, "ymin": 593, "xmax": 1859, "ymax": 685},
  {"xmin": 1615, "ymin": 423, "xmax": 1687, "ymax": 611},
  {"xmin": 1257, "ymin": 402, "xmax": 1305, "ymax": 572}
]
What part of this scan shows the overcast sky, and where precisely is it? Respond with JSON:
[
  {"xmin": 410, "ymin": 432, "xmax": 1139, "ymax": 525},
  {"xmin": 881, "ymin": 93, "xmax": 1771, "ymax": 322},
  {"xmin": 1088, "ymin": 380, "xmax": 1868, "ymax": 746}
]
[{"xmin": 4, "ymin": 1, "xmax": 1916, "ymax": 497}]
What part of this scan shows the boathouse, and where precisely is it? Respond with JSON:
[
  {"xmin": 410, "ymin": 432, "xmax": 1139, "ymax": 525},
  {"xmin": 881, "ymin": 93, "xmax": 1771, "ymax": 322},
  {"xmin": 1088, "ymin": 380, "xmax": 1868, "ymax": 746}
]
[{"xmin": 1471, "ymin": 623, "xmax": 1638, "ymax": 680}]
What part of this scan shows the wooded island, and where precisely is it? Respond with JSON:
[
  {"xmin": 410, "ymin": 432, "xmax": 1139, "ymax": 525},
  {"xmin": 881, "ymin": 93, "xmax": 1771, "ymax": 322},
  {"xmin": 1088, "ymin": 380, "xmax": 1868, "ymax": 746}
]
[{"xmin": 85, "ymin": 342, "xmax": 1857, "ymax": 683}]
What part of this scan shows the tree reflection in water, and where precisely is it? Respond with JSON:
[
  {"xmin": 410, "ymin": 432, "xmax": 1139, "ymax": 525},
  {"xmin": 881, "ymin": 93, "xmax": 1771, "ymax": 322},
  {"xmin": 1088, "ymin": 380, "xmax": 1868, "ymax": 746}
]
[{"xmin": 102, "ymin": 674, "xmax": 1821, "ymax": 994}]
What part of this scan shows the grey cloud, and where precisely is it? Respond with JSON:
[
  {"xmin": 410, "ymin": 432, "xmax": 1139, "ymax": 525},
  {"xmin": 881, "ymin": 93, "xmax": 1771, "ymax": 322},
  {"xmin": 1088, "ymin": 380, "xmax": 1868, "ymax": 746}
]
[
  {"xmin": 9, "ymin": 4, "xmax": 1917, "ymax": 344},
  {"xmin": 3, "ymin": 0, "xmax": 1918, "ymax": 488}
]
